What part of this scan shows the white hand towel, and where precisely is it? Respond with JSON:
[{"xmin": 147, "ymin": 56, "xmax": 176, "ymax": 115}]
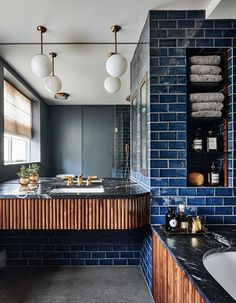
[
  {"xmin": 190, "ymin": 93, "xmax": 225, "ymax": 103},
  {"xmin": 190, "ymin": 55, "xmax": 221, "ymax": 66},
  {"xmin": 190, "ymin": 74, "xmax": 223, "ymax": 83},
  {"xmin": 190, "ymin": 65, "xmax": 222, "ymax": 75}
]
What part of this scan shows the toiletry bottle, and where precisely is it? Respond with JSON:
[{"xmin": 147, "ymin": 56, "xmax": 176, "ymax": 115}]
[
  {"xmin": 208, "ymin": 162, "xmax": 219, "ymax": 186},
  {"xmin": 207, "ymin": 130, "xmax": 217, "ymax": 152},
  {"xmin": 192, "ymin": 128, "xmax": 202, "ymax": 152},
  {"xmin": 177, "ymin": 204, "xmax": 188, "ymax": 232},
  {"xmin": 166, "ymin": 207, "xmax": 178, "ymax": 232}
]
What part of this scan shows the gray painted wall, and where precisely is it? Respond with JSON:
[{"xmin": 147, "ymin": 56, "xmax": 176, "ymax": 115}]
[{"xmin": 49, "ymin": 105, "xmax": 114, "ymax": 177}]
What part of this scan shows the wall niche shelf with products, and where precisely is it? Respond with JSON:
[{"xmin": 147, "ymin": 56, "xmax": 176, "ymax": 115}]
[{"xmin": 187, "ymin": 48, "xmax": 228, "ymax": 187}]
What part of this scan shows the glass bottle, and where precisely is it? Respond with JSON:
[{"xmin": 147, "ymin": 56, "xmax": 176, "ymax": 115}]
[
  {"xmin": 208, "ymin": 162, "xmax": 219, "ymax": 186},
  {"xmin": 177, "ymin": 204, "xmax": 188, "ymax": 232},
  {"xmin": 192, "ymin": 128, "xmax": 202, "ymax": 152},
  {"xmin": 207, "ymin": 130, "xmax": 217, "ymax": 152},
  {"xmin": 166, "ymin": 207, "xmax": 178, "ymax": 232}
]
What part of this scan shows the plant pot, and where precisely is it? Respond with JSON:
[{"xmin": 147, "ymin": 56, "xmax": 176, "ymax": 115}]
[
  {"xmin": 19, "ymin": 178, "xmax": 30, "ymax": 186},
  {"xmin": 30, "ymin": 173, "xmax": 39, "ymax": 183}
]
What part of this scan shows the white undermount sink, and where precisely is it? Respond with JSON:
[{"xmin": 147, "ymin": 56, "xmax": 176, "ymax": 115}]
[{"xmin": 50, "ymin": 186, "xmax": 104, "ymax": 194}]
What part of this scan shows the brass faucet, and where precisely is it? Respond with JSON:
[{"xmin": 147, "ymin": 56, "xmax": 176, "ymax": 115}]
[
  {"xmin": 67, "ymin": 177, "xmax": 74, "ymax": 187},
  {"xmin": 77, "ymin": 173, "xmax": 84, "ymax": 185},
  {"xmin": 86, "ymin": 176, "xmax": 92, "ymax": 186}
]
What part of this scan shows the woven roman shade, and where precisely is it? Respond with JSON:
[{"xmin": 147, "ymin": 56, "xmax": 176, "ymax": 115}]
[{"xmin": 4, "ymin": 81, "xmax": 32, "ymax": 138}]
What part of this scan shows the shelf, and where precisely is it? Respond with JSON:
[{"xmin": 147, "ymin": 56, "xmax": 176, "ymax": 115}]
[
  {"xmin": 188, "ymin": 82, "xmax": 223, "ymax": 93},
  {"xmin": 188, "ymin": 116, "xmax": 223, "ymax": 124}
]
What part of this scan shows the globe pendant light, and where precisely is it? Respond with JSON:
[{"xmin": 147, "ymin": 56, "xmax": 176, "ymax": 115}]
[
  {"xmin": 31, "ymin": 26, "xmax": 52, "ymax": 78},
  {"xmin": 106, "ymin": 25, "xmax": 127, "ymax": 78},
  {"xmin": 45, "ymin": 52, "xmax": 62, "ymax": 94},
  {"xmin": 104, "ymin": 76, "xmax": 121, "ymax": 94}
]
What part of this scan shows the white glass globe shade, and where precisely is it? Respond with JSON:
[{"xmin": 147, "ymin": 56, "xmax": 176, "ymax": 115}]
[
  {"xmin": 104, "ymin": 76, "xmax": 121, "ymax": 94},
  {"xmin": 31, "ymin": 54, "xmax": 52, "ymax": 78},
  {"xmin": 106, "ymin": 53, "xmax": 127, "ymax": 77},
  {"xmin": 45, "ymin": 75, "xmax": 62, "ymax": 94}
]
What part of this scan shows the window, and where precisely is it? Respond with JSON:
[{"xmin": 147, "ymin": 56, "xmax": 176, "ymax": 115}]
[
  {"xmin": 140, "ymin": 76, "xmax": 148, "ymax": 175},
  {"xmin": 4, "ymin": 80, "xmax": 32, "ymax": 164}
]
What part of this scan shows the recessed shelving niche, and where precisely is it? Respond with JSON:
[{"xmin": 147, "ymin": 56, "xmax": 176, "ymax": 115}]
[{"xmin": 187, "ymin": 48, "xmax": 228, "ymax": 187}]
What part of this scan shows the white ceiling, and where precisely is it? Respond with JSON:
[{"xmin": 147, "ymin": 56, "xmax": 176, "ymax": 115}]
[{"xmin": 0, "ymin": 0, "xmax": 230, "ymax": 105}]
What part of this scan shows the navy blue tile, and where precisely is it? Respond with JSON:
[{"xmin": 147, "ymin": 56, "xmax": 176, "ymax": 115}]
[
  {"xmin": 114, "ymin": 259, "xmax": 128, "ymax": 265},
  {"xmin": 160, "ymin": 151, "xmax": 177, "ymax": 158},
  {"xmin": 206, "ymin": 198, "xmax": 223, "ymax": 205},
  {"xmin": 197, "ymin": 207, "xmax": 214, "ymax": 215},
  {"xmin": 169, "ymin": 179, "xmax": 186, "ymax": 187},
  {"xmin": 128, "ymin": 259, "xmax": 140, "ymax": 265},
  {"xmin": 216, "ymin": 188, "xmax": 233, "ymax": 196},
  {"xmin": 169, "ymin": 160, "xmax": 185, "ymax": 168},
  {"xmin": 196, "ymin": 39, "xmax": 213, "ymax": 47},
  {"xmin": 196, "ymin": 20, "xmax": 214, "ymax": 28},
  {"xmin": 106, "ymin": 252, "xmax": 119, "ymax": 258},
  {"xmin": 222, "ymin": 30, "xmax": 236, "ymax": 37},
  {"xmin": 169, "ymin": 85, "xmax": 186, "ymax": 94},
  {"xmin": 78, "ymin": 252, "xmax": 91, "ymax": 258},
  {"xmin": 187, "ymin": 29, "xmax": 204, "ymax": 37},
  {"xmin": 120, "ymin": 252, "xmax": 134, "ymax": 258},
  {"xmin": 150, "ymin": 29, "xmax": 167, "ymax": 38},
  {"xmin": 215, "ymin": 39, "xmax": 232, "ymax": 47},
  {"xmin": 187, "ymin": 10, "xmax": 205, "ymax": 19},
  {"xmin": 224, "ymin": 216, "xmax": 236, "ymax": 224},
  {"xmin": 160, "ymin": 188, "xmax": 177, "ymax": 196},
  {"xmin": 206, "ymin": 216, "xmax": 224, "ymax": 224},
  {"xmin": 150, "ymin": 11, "xmax": 168, "ymax": 19},
  {"xmin": 150, "ymin": 48, "xmax": 168, "ymax": 57},
  {"xmin": 169, "ymin": 104, "xmax": 186, "ymax": 112},
  {"xmin": 215, "ymin": 207, "xmax": 232, "ymax": 215},
  {"xmin": 150, "ymin": 67, "xmax": 169, "ymax": 76},
  {"xmin": 159, "ymin": 76, "xmax": 178, "ymax": 84},
  {"xmin": 100, "ymin": 259, "xmax": 113, "ymax": 265},
  {"xmin": 169, "ymin": 66, "xmax": 186, "ymax": 75},
  {"xmin": 215, "ymin": 20, "xmax": 232, "ymax": 28},
  {"xmin": 160, "ymin": 39, "xmax": 176, "ymax": 47},
  {"xmin": 197, "ymin": 188, "xmax": 214, "ymax": 196},
  {"xmin": 169, "ymin": 141, "xmax": 186, "ymax": 149},
  {"xmin": 151, "ymin": 85, "xmax": 168, "ymax": 94},
  {"xmin": 179, "ymin": 188, "xmax": 197, "ymax": 196},
  {"xmin": 151, "ymin": 141, "xmax": 168, "ymax": 149},
  {"xmin": 160, "ymin": 94, "xmax": 177, "ymax": 103},
  {"xmin": 159, "ymin": 20, "xmax": 177, "ymax": 29},
  {"xmin": 151, "ymin": 123, "xmax": 168, "ymax": 131},
  {"xmin": 168, "ymin": 11, "xmax": 186, "ymax": 19},
  {"xmin": 159, "ymin": 132, "xmax": 177, "ymax": 140},
  {"xmin": 151, "ymin": 160, "xmax": 168, "ymax": 168},
  {"xmin": 169, "ymin": 123, "xmax": 186, "ymax": 131},
  {"xmin": 177, "ymin": 39, "xmax": 195, "ymax": 47},
  {"xmin": 224, "ymin": 197, "xmax": 236, "ymax": 205},
  {"xmin": 168, "ymin": 48, "xmax": 186, "ymax": 56},
  {"xmin": 160, "ymin": 113, "xmax": 177, "ymax": 121},
  {"xmin": 205, "ymin": 30, "xmax": 222, "ymax": 37},
  {"xmin": 151, "ymin": 216, "xmax": 165, "ymax": 225},
  {"xmin": 85, "ymin": 259, "xmax": 99, "ymax": 265},
  {"xmin": 99, "ymin": 245, "xmax": 113, "ymax": 251},
  {"xmin": 92, "ymin": 252, "xmax": 105, "ymax": 258},
  {"xmin": 160, "ymin": 169, "xmax": 177, "ymax": 177},
  {"xmin": 178, "ymin": 20, "xmax": 195, "ymax": 28},
  {"xmin": 167, "ymin": 30, "xmax": 185, "ymax": 38},
  {"xmin": 187, "ymin": 197, "xmax": 205, "ymax": 205}
]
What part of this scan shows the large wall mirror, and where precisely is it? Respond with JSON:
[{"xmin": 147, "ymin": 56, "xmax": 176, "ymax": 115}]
[{"xmin": 140, "ymin": 75, "xmax": 148, "ymax": 175}]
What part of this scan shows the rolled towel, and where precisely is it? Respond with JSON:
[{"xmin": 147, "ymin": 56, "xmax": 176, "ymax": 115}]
[
  {"xmin": 190, "ymin": 74, "xmax": 223, "ymax": 83},
  {"xmin": 190, "ymin": 92, "xmax": 225, "ymax": 103},
  {"xmin": 191, "ymin": 102, "xmax": 224, "ymax": 112},
  {"xmin": 190, "ymin": 65, "xmax": 222, "ymax": 75},
  {"xmin": 191, "ymin": 110, "xmax": 222, "ymax": 118},
  {"xmin": 190, "ymin": 55, "xmax": 221, "ymax": 66}
]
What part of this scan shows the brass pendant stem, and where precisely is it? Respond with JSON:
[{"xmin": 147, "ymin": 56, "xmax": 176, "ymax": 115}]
[
  {"xmin": 40, "ymin": 31, "xmax": 43, "ymax": 55},
  {"xmin": 115, "ymin": 32, "xmax": 117, "ymax": 54},
  {"xmin": 37, "ymin": 26, "xmax": 47, "ymax": 55},
  {"xmin": 111, "ymin": 25, "xmax": 121, "ymax": 54}
]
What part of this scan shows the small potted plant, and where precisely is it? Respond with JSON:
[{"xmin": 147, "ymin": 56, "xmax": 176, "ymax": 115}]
[
  {"xmin": 17, "ymin": 165, "xmax": 30, "ymax": 186},
  {"xmin": 29, "ymin": 163, "xmax": 40, "ymax": 183}
]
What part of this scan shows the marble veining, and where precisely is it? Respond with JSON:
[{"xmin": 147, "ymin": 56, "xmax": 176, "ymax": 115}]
[
  {"xmin": 0, "ymin": 178, "xmax": 149, "ymax": 199},
  {"xmin": 152, "ymin": 226, "xmax": 236, "ymax": 303}
]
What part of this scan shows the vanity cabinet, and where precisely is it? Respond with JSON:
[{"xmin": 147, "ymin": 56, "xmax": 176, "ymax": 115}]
[{"xmin": 152, "ymin": 232, "xmax": 204, "ymax": 303}]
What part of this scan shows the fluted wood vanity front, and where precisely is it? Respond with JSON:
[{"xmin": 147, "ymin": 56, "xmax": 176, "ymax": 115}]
[{"xmin": 0, "ymin": 179, "xmax": 150, "ymax": 230}]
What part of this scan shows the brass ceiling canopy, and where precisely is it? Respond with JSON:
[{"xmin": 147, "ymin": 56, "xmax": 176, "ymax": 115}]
[
  {"xmin": 54, "ymin": 92, "xmax": 70, "ymax": 100},
  {"xmin": 111, "ymin": 25, "xmax": 121, "ymax": 33},
  {"xmin": 37, "ymin": 26, "xmax": 47, "ymax": 33}
]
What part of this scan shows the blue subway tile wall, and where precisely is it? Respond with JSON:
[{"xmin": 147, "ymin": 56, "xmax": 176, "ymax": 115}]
[
  {"xmin": 145, "ymin": 10, "xmax": 236, "ymax": 226},
  {"xmin": 140, "ymin": 226, "xmax": 152, "ymax": 291},
  {"xmin": 0, "ymin": 229, "xmax": 147, "ymax": 266},
  {"xmin": 113, "ymin": 105, "xmax": 130, "ymax": 178}
]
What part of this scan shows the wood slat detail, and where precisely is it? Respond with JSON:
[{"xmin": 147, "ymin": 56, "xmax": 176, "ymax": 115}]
[
  {"xmin": 0, "ymin": 195, "xmax": 149, "ymax": 230},
  {"xmin": 152, "ymin": 232, "xmax": 204, "ymax": 303}
]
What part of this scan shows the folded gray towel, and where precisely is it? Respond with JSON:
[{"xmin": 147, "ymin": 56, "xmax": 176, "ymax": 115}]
[
  {"xmin": 190, "ymin": 65, "xmax": 222, "ymax": 75},
  {"xmin": 190, "ymin": 55, "xmax": 221, "ymax": 66},
  {"xmin": 190, "ymin": 74, "xmax": 223, "ymax": 83},
  {"xmin": 191, "ymin": 102, "xmax": 224, "ymax": 112},
  {"xmin": 190, "ymin": 93, "xmax": 225, "ymax": 103},
  {"xmin": 191, "ymin": 110, "xmax": 222, "ymax": 118}
]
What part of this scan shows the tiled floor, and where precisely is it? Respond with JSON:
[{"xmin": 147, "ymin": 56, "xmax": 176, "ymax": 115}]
[{"xmin": 0, "ymin": 266, "xmax": 154, "ymax": 303}]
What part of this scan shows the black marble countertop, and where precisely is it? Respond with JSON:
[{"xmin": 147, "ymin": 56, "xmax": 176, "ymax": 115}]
[
  {"xmin": 152, "ymin": 226, "xmax": 236, "ymax": 303},
  {"xmin": 0, "ymin": 178, "xmax": 149, "ymax": 199}
]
